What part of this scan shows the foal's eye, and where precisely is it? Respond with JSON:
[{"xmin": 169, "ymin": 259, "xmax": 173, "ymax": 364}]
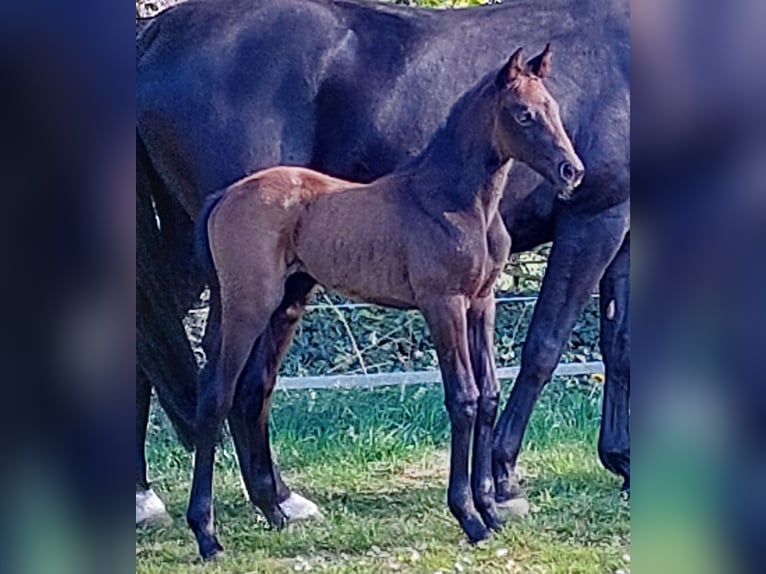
[{"xmin": 515, "ymin": 109, "xmax": 534, "ymax": 126}]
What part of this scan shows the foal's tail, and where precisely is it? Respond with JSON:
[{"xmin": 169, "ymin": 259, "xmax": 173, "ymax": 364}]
[{"xmin": 194, "ymin": 189, "xmax": 226, "ymax": 278}]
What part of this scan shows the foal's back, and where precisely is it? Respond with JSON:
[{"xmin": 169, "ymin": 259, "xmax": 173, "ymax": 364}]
[
  {"xmin": 209, "ymin": 165, "xmax": 421, "ymax": 307},
  {"xmin": 223, "ymin": 166, "xmax": 359, "ymax": 206}
]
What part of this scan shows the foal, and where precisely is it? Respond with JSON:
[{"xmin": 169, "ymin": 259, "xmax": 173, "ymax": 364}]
[{"xmin": 189, "ymin": 46, "xmax": 584, "ymax": 559}]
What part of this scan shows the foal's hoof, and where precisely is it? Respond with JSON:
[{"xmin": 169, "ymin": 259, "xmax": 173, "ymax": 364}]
[
  {"xmin": 198, "ymin": 537, "xmax": 224, "ymax": 562},
  {"xmin": 463, "ymin": 518, "xmax": 491, "ymax": 544},
  {"xmin": 479, "ymin": 505, "xmax": 505, "ymax": 532},
  {"xmin": 493, "ymin": 464, "xmax": 525, "ymax": 502},
  {"xmin": 496, "ymin": 496, "xmax": 531, "ymax": 519},
  {"xmin": 263, "ymin": 506, "xmax": 289, "ymax": 529}
]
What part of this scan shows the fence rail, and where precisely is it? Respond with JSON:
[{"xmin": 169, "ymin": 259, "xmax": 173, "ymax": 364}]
[
  {"xmin": 276, "ymin": 360, "xmax": 603, "ymax": 391},
  {"xmin": 304, "ymin": 293, "xmax": 599, "ymax": 311}
]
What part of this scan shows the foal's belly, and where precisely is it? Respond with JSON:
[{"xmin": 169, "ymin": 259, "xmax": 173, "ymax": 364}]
[
  {"xmin": 292, "ymin": 224, "xmax": 417, "ymax": 309},
  {"xmin": 296, "ymin": 244, "xmax": 417, "ymax": 310}
]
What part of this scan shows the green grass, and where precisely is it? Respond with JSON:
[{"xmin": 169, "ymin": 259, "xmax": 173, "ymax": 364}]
[{"xmin": 137, "ymin": 378, "xmax": 629, "ymax": 573}]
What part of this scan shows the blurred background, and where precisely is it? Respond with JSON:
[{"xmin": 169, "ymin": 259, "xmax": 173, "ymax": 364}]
[{"xmin": 632, "ymin": 1, "xmax": 766, "ymax": 573}]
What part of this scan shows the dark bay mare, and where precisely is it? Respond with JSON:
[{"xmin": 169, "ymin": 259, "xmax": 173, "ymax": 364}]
[
  {"xmin": 189, "ymin": 49, "xmax": 584, "ymax": 557},
  {"xmin": 136, "ymin": 0, "xmax": 630, "ymax": 525}
]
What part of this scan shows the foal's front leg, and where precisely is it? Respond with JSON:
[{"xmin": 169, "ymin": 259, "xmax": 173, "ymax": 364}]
[
  {"xmin": 467, "ymin": 295, "xmax": 502, "ymax": 530},
  {"xmin": 420, "ymin": 295, "xmax": 489, "ymax": 543},
  {"xmin": 467, "ymin": 214, "xmax": 511, "ymax": 529}
]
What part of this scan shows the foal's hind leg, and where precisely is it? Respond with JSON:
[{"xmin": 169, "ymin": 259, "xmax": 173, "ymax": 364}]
[
  {"xmin": 229, "ymin": 273, "xmax": 318, "ymax": 525},
  {"xmin": 187, "ymin": 281, "xmax": 285, "ymax": 560}
]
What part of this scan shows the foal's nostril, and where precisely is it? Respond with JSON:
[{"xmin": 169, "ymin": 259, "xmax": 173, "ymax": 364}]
[{"xmin": 559, "ymin": 161, "xmax": 575, "ymax": 183}]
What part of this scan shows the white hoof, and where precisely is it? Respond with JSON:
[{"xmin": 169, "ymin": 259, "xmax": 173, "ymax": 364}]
[
  {"xmin": 136, "ymin": 488, "xmax": 171, "ymax": 526},
  {"xmin": 278, "ymin": 492, "xmax": 322, "ymax": 523},
  {"xmin": 496, "ymin": 497, "xmax": 530, "ymax": 519}
]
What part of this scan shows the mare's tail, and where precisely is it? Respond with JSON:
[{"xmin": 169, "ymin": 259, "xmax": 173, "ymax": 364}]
[{"xmin": 137, "ymin": 132, "xmax": 199, "ymax": 450}]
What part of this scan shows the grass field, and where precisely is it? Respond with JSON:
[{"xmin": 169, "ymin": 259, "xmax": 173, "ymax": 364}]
[{"xmin": 136, "ymin": 377, "xmax": 630, "ymax": 574}]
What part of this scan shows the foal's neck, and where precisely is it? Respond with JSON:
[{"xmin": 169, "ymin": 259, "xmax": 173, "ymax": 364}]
[{"xmin": 410, "ymin": 79, "xmax": 512, "ymax": 219}]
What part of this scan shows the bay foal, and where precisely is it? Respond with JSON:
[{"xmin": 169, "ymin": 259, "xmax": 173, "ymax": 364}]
[{"xmin": 189, "ymin": 47, "xmax": 584, "ymax": 559}]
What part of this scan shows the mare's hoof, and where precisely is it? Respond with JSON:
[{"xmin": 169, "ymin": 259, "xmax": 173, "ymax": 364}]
[
  {"xmin": 136, "ymin": 489, "xmax": 171, "ymax": 526},
  {"xmin": 278, "ymin": 492, "xmax": 323, "ymax": 523},
  {"xmin": 199, "ymin": 538, "xmax": 224, "ymax": 561},
  {"xmin": 496, "ymin": 496, "xmax": 531, "ymax": 519}
]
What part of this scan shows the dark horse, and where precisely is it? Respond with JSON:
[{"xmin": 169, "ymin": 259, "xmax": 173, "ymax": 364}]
[
  {"xmin": 189, "ymin": 48, "xmax": 583, "ymax": 557},
  {"xmin": 136, "ymin": 0, "xmax": 629, "ymax": 525}
]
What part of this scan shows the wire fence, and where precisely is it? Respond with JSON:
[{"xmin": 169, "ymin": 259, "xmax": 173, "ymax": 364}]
[
  {"xmin": 275, "ymin": 293, "xmax": 603, "ymax": 391},
  {"xmin": 186, "ymin": 251, "xmax": 602, "ymax": 391}
]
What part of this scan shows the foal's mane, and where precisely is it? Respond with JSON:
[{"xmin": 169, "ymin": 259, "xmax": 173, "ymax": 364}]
[{"xmin": 404, "ymin": 67, "xmax": 501, "ymax": 171}]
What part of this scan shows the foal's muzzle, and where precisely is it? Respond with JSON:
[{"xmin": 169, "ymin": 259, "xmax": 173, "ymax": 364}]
[
  {"xmin": 557, "ymin": 159, "xmax": 585, "ymax": 199},
  {"xmin": 559, "ymin": 160, "xmax": 584, "ymax": 188}
]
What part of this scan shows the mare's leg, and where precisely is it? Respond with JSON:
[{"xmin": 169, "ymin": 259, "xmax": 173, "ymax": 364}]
[
  {"xmin": 136, "ymin": 368, "xmax": 151, "ymax": 494},
  {"xmin": 597, "ymin": 233, "xmax": 630, "ymax": 491},
  {"xmin": 493, "ymin": 202, "xmax": 629, "ymax": 505},
  {"xmin": 135, "ymin": 368, "xmax": 169, "ymax": 525},
  {"xmin": 467, "ymin": 295, "xmax": 502, "ymax": 530},
  {"xmin": 136, "ymin": 150, "xmax": 197, "ymax": 524},
  {"xmin": 187, "ymin": 281, "xmax": 284, "ymax": 559},
  {"xmin": 229, "ymin": 273, "xmax": 319, "ymax": 525},
  {"xmin": 420, "ymin": 295, "xmax": 488, "ymax": 543}
]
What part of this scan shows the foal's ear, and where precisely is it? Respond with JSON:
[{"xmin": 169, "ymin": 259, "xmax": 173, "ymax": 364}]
[
  {"xmin": 496, "ymin": 47, "xmax": 525, "ymax": 88},
  {"xmin": 527, "ymin": 43, "xmax": 553, "ymax": 78}
]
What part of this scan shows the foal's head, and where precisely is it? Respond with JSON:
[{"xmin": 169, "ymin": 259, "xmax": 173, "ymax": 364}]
[{"xmin": 495, "ymin": 45, "xmax": 585, "ymax": 197}]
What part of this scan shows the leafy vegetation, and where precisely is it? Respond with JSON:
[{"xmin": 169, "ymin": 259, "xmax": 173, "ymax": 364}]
[{"xmin": 137, "ymin": 0, "xmax": 500, "ymax": 18}]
